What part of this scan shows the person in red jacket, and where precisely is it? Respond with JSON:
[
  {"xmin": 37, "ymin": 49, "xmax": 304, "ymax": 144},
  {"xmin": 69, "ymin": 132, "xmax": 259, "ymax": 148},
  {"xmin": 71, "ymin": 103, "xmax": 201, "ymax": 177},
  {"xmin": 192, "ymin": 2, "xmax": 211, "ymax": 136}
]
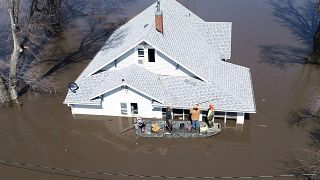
[{"xmin": 206, "ymin": 104, "xmax": 215, "ymax": 128}]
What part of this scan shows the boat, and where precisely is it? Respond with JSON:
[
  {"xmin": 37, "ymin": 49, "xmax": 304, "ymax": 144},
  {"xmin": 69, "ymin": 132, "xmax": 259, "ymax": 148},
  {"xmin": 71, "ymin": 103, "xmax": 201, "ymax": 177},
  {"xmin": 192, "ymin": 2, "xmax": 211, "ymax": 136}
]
[{"xmin": 135, "ymin": 120, "xmax": 221, "ymax": 138}]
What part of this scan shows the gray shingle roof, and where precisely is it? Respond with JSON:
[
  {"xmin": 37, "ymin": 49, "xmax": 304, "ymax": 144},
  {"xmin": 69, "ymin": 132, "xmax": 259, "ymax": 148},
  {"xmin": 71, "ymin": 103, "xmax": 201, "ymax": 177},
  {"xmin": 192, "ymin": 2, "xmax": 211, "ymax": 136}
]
[
  {"xmin": 79, "ymin": 0, "xmax": 228, "ymax": 80},
  {"xmin": 65, "ymin": 0, "xmax": 256, "ymax": 113},
  {"xmin": 65, "ymin": 64, "xmax": 255, "ymax": 112},
  {"xmin": 196, "ymin": 22, "xmax": 232, "ymax": 60}
]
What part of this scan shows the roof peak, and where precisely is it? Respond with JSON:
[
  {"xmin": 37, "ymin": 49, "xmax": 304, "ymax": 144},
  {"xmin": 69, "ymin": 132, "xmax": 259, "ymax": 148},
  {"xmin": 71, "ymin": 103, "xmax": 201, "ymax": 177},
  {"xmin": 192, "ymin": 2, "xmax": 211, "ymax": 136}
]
[{"xmin": 156, "ymin": 0, "xmax": 161, "ymax": 12}]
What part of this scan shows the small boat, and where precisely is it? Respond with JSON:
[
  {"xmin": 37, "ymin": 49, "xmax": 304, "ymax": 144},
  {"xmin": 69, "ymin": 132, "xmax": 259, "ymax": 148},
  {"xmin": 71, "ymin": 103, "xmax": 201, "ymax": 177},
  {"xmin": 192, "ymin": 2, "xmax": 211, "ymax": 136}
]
[{"xmin": 135, "ymin": 120, "xmax": 221, "ymax": 138}]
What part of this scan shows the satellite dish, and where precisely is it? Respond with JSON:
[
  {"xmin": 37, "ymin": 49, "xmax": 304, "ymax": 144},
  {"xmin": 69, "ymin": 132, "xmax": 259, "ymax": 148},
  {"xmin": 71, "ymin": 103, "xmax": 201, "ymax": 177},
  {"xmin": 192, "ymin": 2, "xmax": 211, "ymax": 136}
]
[{"xmin": 68, "ymin": 82, "xmax": 79, "ymax": 93}]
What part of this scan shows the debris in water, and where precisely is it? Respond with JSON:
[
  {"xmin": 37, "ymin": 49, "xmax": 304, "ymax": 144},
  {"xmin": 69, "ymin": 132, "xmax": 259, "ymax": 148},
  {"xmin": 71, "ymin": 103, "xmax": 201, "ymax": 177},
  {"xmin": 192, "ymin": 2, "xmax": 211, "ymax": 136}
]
[
  {"xmin": 120, "ymin": 126, "xmax": 135, "ymax": 133},
  {"xmin": 256, "ymin": 124, "xmax": 268, "ymax": 128}
]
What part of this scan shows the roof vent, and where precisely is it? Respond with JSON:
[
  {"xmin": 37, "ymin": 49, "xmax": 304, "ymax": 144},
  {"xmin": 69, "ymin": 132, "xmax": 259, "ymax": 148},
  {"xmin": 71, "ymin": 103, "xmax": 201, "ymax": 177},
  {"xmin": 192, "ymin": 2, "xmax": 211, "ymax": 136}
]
[
  {"xmin": 68, "ymin": 82, "xmax": 79, "ymax": 93},
  {"xmin": 155, "ymin": 1, "xmax": 163, "ymax": 33},
  {"xmin": 184, "ymin": 79, "xmax": 197, "ymax": 86}
]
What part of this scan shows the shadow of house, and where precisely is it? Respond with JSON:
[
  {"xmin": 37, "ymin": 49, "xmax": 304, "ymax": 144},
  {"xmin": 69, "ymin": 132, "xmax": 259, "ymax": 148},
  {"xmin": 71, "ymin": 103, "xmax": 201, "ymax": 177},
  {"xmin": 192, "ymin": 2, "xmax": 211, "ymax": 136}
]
[{"xmin": 259, "ymin": 0, "xmax": 319, "ymax": 69}]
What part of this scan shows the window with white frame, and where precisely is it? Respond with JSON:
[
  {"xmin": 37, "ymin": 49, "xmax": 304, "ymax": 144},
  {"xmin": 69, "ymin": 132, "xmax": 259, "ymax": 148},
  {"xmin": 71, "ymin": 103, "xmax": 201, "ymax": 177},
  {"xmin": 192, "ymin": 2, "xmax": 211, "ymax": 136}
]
[
  {"xmin": 137, "ymin": 47, "xmax": 145, "ymax": 64},
  {"xmin": 120, "ymin": 103, "xmax": 128, "ymax": 115},
  {"xmin": 138, "ymin": 48, "xmax": 144, "ymax": 57}
]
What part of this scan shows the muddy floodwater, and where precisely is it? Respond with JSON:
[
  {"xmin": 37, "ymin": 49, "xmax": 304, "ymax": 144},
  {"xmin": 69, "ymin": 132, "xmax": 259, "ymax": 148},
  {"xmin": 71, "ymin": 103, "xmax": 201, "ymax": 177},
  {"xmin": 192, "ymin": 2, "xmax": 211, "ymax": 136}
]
[{"xmin": 1, "ymin": 0, "xmax": 320, "ymax": 179}]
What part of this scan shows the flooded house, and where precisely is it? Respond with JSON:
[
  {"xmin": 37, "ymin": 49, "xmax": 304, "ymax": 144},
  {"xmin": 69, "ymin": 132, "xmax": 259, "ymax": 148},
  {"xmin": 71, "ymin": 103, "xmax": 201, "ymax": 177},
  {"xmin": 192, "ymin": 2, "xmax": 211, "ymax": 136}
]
[{"xmin": 64, "ymin": 0, "xmax": 256, "ymax": 124}]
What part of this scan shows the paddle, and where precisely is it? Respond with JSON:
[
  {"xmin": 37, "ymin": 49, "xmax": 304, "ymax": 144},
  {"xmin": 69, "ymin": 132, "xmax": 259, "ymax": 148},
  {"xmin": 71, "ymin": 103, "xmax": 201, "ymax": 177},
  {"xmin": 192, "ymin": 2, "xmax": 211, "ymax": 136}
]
[{"xmin": 120, "ymin": 125, "xmax": 135, "ymax": 133}]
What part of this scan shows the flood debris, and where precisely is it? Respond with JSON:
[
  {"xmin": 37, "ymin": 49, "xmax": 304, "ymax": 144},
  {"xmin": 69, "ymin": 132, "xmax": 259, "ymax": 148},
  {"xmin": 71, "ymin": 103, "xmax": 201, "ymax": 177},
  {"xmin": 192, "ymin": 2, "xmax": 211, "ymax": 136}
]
[{"xmin": 256, "ymin": 124, "xmax": 268, "ymax": 128}]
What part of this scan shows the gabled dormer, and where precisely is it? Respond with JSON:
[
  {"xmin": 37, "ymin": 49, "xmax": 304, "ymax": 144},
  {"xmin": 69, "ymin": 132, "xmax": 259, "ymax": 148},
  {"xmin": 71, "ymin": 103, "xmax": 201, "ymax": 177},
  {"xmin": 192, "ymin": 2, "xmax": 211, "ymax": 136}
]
[{"xmin": 96, "ymin": 40, "xmax": 205, "ymax": 80}]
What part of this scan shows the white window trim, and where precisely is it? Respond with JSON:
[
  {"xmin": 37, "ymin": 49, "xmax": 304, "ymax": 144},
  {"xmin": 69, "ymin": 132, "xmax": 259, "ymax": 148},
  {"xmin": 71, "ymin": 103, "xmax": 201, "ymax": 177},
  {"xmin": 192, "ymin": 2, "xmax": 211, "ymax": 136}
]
[
  {"xmin": 120, "ymin": 102, "xmax": 128, "ymax": 115},
  {"xmin": 136, "ymin": 45, "xmax": 145, "ymax": 64}
]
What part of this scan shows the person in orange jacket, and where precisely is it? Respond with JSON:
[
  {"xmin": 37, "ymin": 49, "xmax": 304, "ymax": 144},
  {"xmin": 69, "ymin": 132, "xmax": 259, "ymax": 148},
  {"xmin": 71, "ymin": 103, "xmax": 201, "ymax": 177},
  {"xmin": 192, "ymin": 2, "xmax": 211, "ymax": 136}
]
[{"xmin": 190, "ymin": 104, "xmax": 201, "ymax": 129}]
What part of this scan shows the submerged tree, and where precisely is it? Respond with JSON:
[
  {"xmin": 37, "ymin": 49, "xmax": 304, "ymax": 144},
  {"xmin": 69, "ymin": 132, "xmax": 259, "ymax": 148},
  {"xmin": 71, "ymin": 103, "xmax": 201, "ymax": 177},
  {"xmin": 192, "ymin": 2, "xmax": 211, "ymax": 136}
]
[
  {"xmin": 287, "ymin": 97, "xmax": 320, "ymax": 179},
  {"xmin": 0, "ymin": 0, "xmax": 62, "ymax": 104},
  {"xmin": 306, "ymin": 0, "xmax": 320, "ymax": 64},
  {"xmin": 0, "ymin": 0, "xmax": 124, "ymax": 105}
]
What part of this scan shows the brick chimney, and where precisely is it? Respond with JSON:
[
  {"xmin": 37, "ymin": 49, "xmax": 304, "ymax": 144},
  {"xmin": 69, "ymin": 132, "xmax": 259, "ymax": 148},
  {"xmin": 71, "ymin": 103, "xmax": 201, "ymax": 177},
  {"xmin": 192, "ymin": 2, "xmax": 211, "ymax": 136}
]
[{"xmin": 155, "ymin": 1, "xmax": 163, "ymax": 33}]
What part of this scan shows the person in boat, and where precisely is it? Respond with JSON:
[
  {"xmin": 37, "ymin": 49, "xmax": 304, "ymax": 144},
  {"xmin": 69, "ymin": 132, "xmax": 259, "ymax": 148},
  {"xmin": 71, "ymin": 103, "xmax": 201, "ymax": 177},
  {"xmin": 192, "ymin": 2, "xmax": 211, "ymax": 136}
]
[
  {"xmin": 206, "ymin": 103, "xmax": 215, "ymax": 128},
  {"xmin": 165, "ymin": 106, "xmax": 172, "ymax": 132},
  {"xmin": 190, "ymin": 104, "xmax": 201, "ymax": 129},
  {"xmin": 136, "ymin": 116, "xmax": 145, "ymax": 133}
]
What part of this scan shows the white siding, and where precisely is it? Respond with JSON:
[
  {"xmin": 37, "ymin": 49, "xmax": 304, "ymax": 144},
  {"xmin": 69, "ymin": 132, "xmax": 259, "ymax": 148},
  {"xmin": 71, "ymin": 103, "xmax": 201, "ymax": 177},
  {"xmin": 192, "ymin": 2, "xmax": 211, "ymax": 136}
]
[
  {"xmin": 145, "ymin": 50, "xmax": 193, "ymax": 76},
  {"xmin": 101, "ymin": 48, "xmax": 136, "ymax": 71},
  {"xmin": 102, "ymin": 45, "xmax": 194, "ymax": 77},
  {"xmin": 70, "ymin": 87, "xmax": 163, "ymax": 119},
  {"xmin": 71, "ymin": 104, "xmax": 106, "ymax": 115}
]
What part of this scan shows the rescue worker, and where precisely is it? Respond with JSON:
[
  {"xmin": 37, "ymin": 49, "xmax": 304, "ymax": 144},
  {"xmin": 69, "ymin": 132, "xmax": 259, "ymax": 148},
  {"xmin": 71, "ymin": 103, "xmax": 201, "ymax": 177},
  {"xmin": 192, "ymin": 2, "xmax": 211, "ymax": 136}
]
[
  {"xmin": 165, "ymin": 107, "xmax": 172, "ymax": 132},
  {"xmin": 206, "ymin": 104, "xmax": 215, "ymax": 128},
  {"xmin": 190, "ymin": 104, "xmax": 201, "ymax": 129}
]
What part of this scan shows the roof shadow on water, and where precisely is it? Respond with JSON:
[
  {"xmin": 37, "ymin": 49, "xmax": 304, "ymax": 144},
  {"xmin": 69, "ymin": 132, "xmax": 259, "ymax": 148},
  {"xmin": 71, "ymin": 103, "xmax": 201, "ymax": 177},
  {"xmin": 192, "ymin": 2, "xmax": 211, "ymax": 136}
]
[{"xmin": 259, "ymin": 0, "xmax": 319, "ymax": 69}]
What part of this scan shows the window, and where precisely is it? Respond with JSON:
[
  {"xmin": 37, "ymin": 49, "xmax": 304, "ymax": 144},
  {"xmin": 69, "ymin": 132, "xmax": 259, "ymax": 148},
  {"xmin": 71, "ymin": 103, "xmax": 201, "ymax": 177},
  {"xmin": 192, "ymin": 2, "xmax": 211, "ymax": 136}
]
[
  {"xmin": 173, "ymin": 109, "xmax": 183, "ymax": 120},
  {"xmin": 138, "ymin": 48, "xmax": 144, "ymax": 57},
  {"xmin": 148, "ymin": 49, "xmax": 155, "ymax": 62},
  {"xmin": 130, "ymin": 103, "xmax": 138, "ymax": 115},
  {"xmin": 120, "ymin": 103, "xmax": 127, "ymax": 115}
]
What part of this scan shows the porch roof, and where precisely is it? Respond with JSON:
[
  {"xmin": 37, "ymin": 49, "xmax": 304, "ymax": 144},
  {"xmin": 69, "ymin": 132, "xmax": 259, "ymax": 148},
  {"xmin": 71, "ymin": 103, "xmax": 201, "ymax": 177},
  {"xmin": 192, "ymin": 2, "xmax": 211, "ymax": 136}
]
[{"xmin": 64, "ymin": 65, "xmax": 256, "ymax": 113}]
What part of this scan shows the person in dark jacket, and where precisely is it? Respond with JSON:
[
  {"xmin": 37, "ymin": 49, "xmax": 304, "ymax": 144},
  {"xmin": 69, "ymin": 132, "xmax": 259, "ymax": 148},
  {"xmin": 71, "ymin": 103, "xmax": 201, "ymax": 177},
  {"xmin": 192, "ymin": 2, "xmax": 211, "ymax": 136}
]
[
  {"xmin": 136, "ymin": 116, "xmax": 145, "ymax": 133},
  {"xmin": 165, "ymin": 107, "xmax": 172, "ymax": 132},
  {"xmin": 206, "ymin": 104, "xmax": 215, "ymax": 128}
]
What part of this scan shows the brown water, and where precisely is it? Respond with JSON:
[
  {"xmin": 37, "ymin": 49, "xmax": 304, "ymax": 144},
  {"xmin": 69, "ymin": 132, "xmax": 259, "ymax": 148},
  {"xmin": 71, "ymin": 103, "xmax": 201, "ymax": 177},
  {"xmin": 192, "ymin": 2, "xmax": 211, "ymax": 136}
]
[{"xmin": 1, "ymin": 0, "xmax": 320, "ymax": 179}]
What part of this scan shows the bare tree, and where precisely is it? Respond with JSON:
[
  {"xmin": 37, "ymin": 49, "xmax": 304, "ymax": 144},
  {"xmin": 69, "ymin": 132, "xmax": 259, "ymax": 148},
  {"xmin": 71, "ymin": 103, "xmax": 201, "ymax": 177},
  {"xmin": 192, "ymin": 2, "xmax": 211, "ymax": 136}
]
[
  {"xmin": 286, "ymin": 97, "xmax": 320, "ymax": 179},
  {"xmin": 287, "ymin": 147, "xmax": 320, "ymax": 180},
  {"xmin": 7, "ymin": 0, "xmax": 21, "ymax": 101},
  {"xmin": 0, "ymin": 0, "xmax": 123, "ymax": 105},
  {"xmin": 0, "ymin": 0, "xmax": 62, "ymax": 103},
  {"xmin": 306, "ymin": 0, "xmax": 320, "ymax": 64},
  {"xmin": 0, "ymin": 74, "xmax": 9, "ymax": 104}
]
